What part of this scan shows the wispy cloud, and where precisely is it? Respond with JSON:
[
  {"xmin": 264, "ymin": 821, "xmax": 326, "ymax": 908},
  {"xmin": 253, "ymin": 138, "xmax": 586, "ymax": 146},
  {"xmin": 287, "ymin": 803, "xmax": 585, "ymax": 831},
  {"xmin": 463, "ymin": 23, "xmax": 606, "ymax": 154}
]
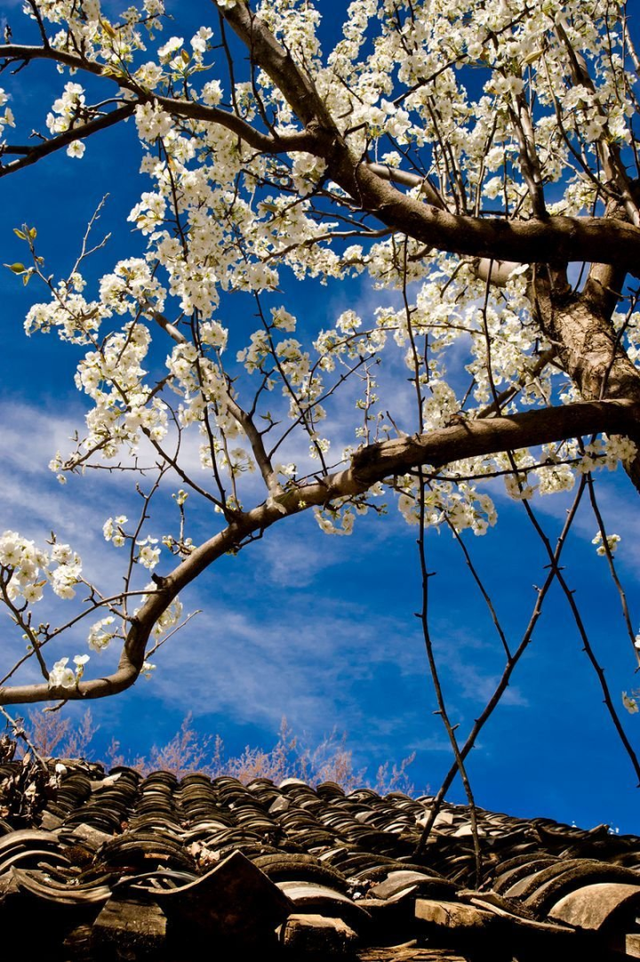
[{"xmin": 141, "ymin": 583, "xmax": 423, "ymax": 731}]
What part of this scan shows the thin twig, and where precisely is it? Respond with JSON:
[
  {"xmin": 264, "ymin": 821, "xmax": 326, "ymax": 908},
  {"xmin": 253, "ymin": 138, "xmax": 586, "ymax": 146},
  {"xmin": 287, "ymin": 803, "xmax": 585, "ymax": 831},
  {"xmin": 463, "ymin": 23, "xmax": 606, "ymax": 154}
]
[{"xmin": 416, "ymin": 477, "xmax": 588, "ymax": 854}]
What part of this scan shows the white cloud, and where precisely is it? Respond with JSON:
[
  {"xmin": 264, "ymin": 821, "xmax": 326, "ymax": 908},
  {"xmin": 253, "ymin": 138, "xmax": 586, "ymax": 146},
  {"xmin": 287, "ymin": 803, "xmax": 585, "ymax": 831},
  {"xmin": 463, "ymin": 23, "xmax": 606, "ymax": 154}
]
[{"xmin": 138, "ymin": 586, "xmax": 422, "ymax": 731}]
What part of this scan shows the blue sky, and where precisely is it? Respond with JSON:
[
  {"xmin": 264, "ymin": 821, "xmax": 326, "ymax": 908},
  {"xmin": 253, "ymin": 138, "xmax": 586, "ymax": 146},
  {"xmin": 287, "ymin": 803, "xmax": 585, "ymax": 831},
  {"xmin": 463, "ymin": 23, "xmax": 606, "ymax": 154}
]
[{"xmin": 1, "ymin": 0, "xmax": 639, "ymax": 835}]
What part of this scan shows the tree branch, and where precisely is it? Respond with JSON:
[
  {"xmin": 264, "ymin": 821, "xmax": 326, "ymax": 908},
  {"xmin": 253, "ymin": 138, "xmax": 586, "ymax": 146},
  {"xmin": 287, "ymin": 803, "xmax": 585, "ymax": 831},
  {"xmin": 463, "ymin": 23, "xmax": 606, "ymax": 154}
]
[
  {"xmin": 217, "ymin": 5, "xmax": 640, "ymax": 276},
  {"xmin": 0, "ymin": 104, "xmax": 136, "ymax": 178},
  {"xmin": 151, "ymin": 94, "xmax": 318, "ymax": 154},
  {"xmin": 341, "ymin": 161, "xmax": 640, "ymax": 276},
  {"xmin": 215, "ymin": 0, "xmax": 334, "ymax": 130},
  {"xmin": 1, "ymin": 397, "xmax": 638, "ymax": 705},
  {"xmin": 348, "ymin": 399, "xmax": 640, "ymax": 486}
]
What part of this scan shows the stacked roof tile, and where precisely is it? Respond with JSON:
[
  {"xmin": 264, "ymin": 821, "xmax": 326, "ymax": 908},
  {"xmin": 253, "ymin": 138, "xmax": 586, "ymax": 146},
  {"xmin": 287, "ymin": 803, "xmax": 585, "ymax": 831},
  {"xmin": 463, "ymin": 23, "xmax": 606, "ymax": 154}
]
[{"xmin": 0, "ymin": 752, "xmax": 639, "ymax": 960}]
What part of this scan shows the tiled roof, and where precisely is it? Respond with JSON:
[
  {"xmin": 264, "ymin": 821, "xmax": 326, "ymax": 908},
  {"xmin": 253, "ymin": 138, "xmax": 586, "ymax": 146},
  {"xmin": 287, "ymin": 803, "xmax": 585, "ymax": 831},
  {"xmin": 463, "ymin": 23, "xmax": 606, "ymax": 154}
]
[{"xmin": 1, "ymin": 754, "xmax": 639, "ymax": 960}]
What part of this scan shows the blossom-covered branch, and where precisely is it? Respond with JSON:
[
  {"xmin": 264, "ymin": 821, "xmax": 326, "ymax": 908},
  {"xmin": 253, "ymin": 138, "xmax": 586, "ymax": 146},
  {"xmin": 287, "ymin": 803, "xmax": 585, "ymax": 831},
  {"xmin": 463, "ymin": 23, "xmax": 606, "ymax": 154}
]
[{"xmin": 1, "ymin": 396, "xmax": 637, "ymax": 704}]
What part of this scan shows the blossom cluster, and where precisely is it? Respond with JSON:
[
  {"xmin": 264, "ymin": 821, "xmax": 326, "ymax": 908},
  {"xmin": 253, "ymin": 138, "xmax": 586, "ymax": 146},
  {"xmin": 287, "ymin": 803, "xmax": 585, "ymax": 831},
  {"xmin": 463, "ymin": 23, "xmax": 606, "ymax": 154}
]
[
  {"xmin": 395, "ymin": 478, "xmax": 497, "ymax": 536},
  {"xmin": 0, "ymin": 531, "xmax": 82, "ymax": 604},
  {"xmin": 49, "ymin": 655, "xmax": 89, "ymax": 689},
  {"xmin": 592, "ymin": 532, "xmax": 622, "ymax": 557},
  {"xmin": 0, "ymin": 88, "xmax": 15, "ymax": 143}
]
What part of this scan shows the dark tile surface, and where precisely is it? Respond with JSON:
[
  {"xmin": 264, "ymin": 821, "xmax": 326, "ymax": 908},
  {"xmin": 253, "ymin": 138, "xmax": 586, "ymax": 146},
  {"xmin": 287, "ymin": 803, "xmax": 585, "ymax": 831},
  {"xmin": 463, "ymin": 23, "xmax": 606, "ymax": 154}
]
[{"xmin": 0, "ymin": 755, "xmax": 639, "ymax": 960}]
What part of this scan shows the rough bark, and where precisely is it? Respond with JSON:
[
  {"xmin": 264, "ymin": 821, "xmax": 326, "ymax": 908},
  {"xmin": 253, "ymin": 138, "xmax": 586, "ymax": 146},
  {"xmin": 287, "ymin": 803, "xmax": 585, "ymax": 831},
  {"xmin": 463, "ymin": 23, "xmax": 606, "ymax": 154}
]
[{"xmin": 531, "ymin": 258, "xmax": 640, "ymax": 489}]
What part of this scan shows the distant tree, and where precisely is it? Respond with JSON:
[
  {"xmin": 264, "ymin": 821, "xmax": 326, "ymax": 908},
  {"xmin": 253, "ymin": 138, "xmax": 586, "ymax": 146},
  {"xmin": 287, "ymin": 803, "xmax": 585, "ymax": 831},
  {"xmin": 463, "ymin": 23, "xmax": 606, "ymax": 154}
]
[
  {"xmin": 22, "ymin": 709, "xmax": 415, "ymax": 793},
  {"xmin": 1, "ymin": 1, "xmax": 640, "ymax": 828},
  {"xmin": 25, "ymin": 706, "xmax": 97, "ymax": 760}
]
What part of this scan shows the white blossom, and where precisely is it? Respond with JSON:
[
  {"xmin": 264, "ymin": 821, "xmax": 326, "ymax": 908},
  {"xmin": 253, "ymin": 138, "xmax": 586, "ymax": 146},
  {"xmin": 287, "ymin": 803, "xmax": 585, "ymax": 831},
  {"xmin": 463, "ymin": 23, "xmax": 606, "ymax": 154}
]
[
  {"xmin": 88, "ymin": 616, "xmax": 117, "ymax": 652},
  {"xmin": 592, "ymin": 532, "xmax": 621, "ymax": 557},
  {"xmin": 49, "ymin": 657, "xmax": 76, "ymax": 689}
]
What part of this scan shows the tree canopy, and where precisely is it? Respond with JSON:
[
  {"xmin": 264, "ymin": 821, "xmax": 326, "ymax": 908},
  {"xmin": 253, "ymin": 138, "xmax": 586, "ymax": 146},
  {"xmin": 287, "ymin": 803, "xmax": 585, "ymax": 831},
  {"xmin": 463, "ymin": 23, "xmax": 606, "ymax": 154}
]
[{"xmin": 1, "ymin": 0, "xmax": 640, "ymax": 825}]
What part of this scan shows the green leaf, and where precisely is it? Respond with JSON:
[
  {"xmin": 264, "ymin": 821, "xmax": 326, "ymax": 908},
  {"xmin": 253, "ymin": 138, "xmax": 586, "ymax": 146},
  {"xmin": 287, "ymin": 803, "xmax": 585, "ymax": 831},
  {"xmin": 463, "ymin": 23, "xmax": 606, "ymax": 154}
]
[
  {"xmin": 13, "ymin": 229, "xmax": 27, "ymax": 240},
  {"xmin": 523, "ymin": 49, "xmax": 543, "ymax": 65},
  {"xmin": 4, "ymin": 262, "xmax": 25, "ymax": 274},
  {"xmin": 28, "ymin": 227, "xmax": 37, "ymax": 240},
  {"xmin": 100, "ymin": 17, "xmax": 116, "ymax": 37}
]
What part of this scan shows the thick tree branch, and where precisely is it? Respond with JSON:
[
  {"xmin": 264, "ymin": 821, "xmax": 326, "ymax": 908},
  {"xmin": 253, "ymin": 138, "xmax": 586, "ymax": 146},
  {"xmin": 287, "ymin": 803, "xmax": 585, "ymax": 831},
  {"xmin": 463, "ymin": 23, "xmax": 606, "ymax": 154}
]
[
  {"xmin": 217, "ymin": 4, "xmax": 640, "ymax": 276},
  {"xmin": 215, "ymin": 0, "xmax": 335, "ymax": 130},
  {"xmin": 0, "ymin": 42, "xmax": 105, "ymax": 77},
  {"xmin": 2, "ymin": 398, "xmax": 638, "ymax": 705},
  {"xmin": 150, "ymin": 94, "xmax": 318, "ymax": 153},
  {"xmin": 339, "ymin": 161, "xmax": 640, "ymax": 276},
  {"xmin": 347, "ymin": 399, "xmax": 640, "ymax": 486},
  {"xmin": 534, "ymin": 289, "xmax": 638, "ymax": 404},
  {"xmin": 366, "ymin": 162, "xmax": 445, "ymax": 209}
]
